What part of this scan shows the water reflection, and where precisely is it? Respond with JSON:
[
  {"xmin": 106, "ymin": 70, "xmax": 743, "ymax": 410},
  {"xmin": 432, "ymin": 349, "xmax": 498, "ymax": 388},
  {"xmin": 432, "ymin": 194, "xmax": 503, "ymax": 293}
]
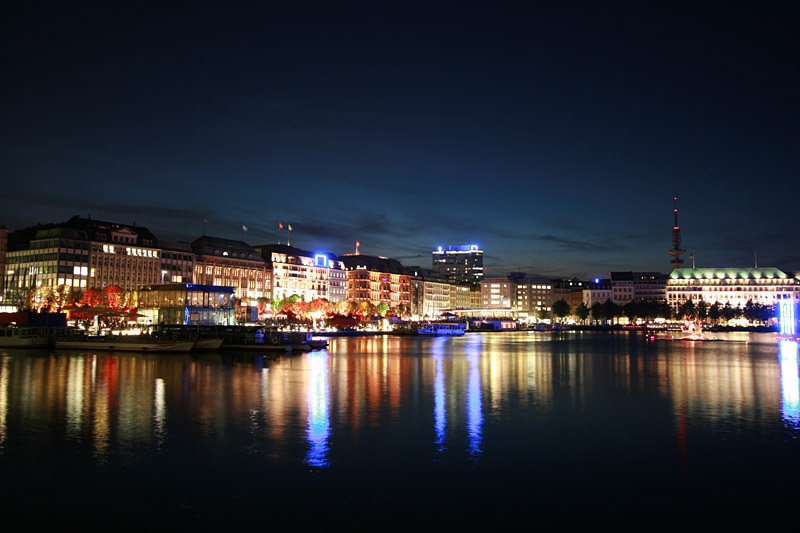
[
  {"xmin": 465, "ymin": 335, "xmax": 483, "ymax": 458},
  {"xmin": 306, "ymin": 350, "xmax": 331, "ymax": 468},
  {"xmin": 0, "ymin": 357, "xmax": 7, "ymax": 450},
  {"xmin": 154, "ymin": 378, "xmax": 166, "ymax": 448},
  {"xmin": 779, "ymin": 340, "xmax": 800, "ymax": 429},
  {"xmin": 431, "ymin": 337, "xmax": 447, "ymax": 454}
]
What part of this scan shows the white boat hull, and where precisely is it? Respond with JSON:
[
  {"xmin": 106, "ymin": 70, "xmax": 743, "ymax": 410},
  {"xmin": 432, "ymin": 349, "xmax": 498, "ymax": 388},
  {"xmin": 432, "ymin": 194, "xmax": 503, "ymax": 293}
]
[{"xmin": 55, "ymin": 341, "xmax": 195, "ymax": 353}]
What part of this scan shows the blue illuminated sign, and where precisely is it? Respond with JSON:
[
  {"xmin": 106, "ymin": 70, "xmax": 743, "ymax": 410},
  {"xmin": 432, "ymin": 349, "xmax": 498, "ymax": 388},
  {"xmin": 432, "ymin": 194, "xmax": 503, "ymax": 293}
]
[{"xmin": 314, "ymin": 254, "xmax": 329, "ymax": 268}]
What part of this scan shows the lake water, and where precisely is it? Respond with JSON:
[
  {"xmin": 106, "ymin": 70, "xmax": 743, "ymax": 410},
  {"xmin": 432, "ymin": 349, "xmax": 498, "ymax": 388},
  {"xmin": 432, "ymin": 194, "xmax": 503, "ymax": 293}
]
[{"xmin": 1, "ymin": 331, "xmax": 798, "ymax": 527}]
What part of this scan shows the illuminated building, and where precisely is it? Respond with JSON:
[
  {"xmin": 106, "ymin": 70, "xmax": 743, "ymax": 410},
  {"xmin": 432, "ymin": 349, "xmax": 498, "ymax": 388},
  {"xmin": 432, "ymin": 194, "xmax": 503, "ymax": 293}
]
[
  {"xmin": 480, "ymin": 273, "xmax": 554, "ymax": 320},
  {"xmin": 340, "ymin": 253, "xmax": 410, "ymax": 310},
  {"xmin": 407, "ymin": 266, "xmax": 451, "ymax": 319},
  {"xmin": 159, "ymin": 241, "xmax": 195, "ymax": 284},
  {"xmin": 4, "ymin": 216, "xmax": 159, "ymax": 299},
  {"xmin": 553, "ymin": 278, "xmax": 588, "ymax": 313},
  {"xmin": 86, "ymin": 220, "xmax": 161, "ymax": 291},
  {"xmin": 481, "ymin": 276, "xmax": 514, "ymax": 309},
  {"xmin": 192, "ymin": 236, "xmax": 270, "ymax": 301},
  {"xmin": 582, "ymin": 279, "xmax": 612, "ymax": 307},
  {"xmin": 449, "ymin": 283, "xmax": 473, "ymax": 310},
  {"xmin": 138, "ymin": 283, "xmax": 235, "ymax": 325},
  {"xmin": 432, "ymin": 244, "xmax": 484, "ymax": 284},
  {"xmin": 253, "ymin": 244, "xmax": 342, "ymax": 302},
  {"xmin": 666, "ymin": 267, "xmax": 800, "ymax": 309}
]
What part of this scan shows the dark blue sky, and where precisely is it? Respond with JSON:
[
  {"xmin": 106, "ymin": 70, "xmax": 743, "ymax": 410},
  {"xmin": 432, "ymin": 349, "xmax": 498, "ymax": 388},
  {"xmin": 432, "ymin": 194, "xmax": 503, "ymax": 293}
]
[{"xmin": 2, "ymin": 1, "xmax": 799, "ymax": 279}]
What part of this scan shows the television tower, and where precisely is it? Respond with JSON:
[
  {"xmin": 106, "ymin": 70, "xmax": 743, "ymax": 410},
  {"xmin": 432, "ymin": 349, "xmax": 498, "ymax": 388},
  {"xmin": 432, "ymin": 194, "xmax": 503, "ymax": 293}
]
[{"xmin": 668, "ymin": 197, "xmax": 686, "ymax": 268}]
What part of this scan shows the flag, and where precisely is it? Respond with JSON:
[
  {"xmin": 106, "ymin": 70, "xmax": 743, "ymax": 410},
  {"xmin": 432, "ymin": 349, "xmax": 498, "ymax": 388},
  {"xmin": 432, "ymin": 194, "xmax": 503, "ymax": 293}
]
[
  {"xmin": 279, "ymin": 222, "xmax": 283, "ymax": 229},
  {"xmin": 689, "ymin": 253, "xmax": 694, "ymax": 259},
  {"xmin": 288, "ymin": 224, "xmax": 292, "ymax": 231},
  {"xmin": 242, "ymin": 225, "xmax": 248, "ymax": 232}
]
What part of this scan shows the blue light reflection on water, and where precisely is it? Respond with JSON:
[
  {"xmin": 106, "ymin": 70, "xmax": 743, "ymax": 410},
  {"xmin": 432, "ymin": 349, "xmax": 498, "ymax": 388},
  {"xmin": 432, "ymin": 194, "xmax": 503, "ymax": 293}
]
[
  {"xmin": 432, "ymin": 337, "xmax": 447, "ymax": 454},
  {"xmin": 305, "ymin": 351, "xmax": 330, "ymax": 468},
  {"xmin": 779, "ymin": 340, "xmax": 800, "ymax": 430},
  {"xmin": 465, "ymin": 334, "xmax": 483, "ymax": 457}
]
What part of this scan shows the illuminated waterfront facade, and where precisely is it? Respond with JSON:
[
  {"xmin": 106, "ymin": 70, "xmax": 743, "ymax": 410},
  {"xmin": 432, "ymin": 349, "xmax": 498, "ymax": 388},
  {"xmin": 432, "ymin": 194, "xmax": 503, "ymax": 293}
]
[
  {"xmin": 667, "ymin": 267, "xmax": 800, "ymax": 309},
  {"xmin": 192, "ymin": 236, "xmax": 270, "ymax": 301},
  {"xmin": 87, "ymin": 223, "xmax": 161, "ymax": 291},
  {"xmin": 253, "ymin": 244, "xmax": 341, "ymax": 303},
  {"xmin": 159, "ymin": 241, "xmax": 195, "ymax": 284},
  {"xmin": 408, "ymin": 266, "xmax": 451, "ymax": 319},
  {"xmin": 138, "ymin": 283, "xmax": 235, "ymax": 325},
  {"xmin": 4, "ymin": 216, "xmax": 160, "ymax": 299},
  {"xmin": 340, "ymin": 254, "xmax": 411, "ymax": 310},
  {"xmin": 432, "ymin": 244, "xmax": 484, "ymax": 284}
]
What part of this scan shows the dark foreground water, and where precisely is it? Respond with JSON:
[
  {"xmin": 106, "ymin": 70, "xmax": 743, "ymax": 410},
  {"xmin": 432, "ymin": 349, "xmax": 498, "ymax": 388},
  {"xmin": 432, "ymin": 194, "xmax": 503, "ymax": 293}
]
[{"xmin": 1, "ymin": 331, "xmax": 798, "ymax": 527}]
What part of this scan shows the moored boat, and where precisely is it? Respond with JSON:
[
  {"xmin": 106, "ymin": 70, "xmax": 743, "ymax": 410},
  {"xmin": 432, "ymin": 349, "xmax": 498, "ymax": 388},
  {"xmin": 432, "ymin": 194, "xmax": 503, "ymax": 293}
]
[
  {"xmin": 55, "ymin": 339, "xmax": 195, "ymax": 352},
  {"xmin": 418, "ymin": 323, "xmax": 466, "ymax": 336}
]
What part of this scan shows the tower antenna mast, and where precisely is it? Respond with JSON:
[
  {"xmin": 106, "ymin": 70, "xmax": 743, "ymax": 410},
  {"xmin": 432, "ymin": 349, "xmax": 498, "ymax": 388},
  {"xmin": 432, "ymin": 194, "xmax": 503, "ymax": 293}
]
[{"xmin": 667, "ymin": 197, "xmax": 686, "ymax": 269}]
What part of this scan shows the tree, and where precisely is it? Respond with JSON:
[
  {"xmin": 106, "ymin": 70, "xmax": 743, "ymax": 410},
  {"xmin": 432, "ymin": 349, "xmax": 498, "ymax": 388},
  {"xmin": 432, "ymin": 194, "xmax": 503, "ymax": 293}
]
[
  {"xmin": 590, "ymin": 302, "xmax": 603, "ymax": 324},
  {"xmin": 53, "ymin": 284, "xmax": 74, "ymax": 311},
  {"xmin": 377, "ymin": 303, "xmax": 390, "ymax": 317},
  {"xmin": 80, "ymin": 288, "xmax": 104, "ymax": 308},
  {"xmin": 552, "ymin": 299, "xmax": 570, "ymax": 323},
  {"xmin": 602, "ymin": 299, "xmax": 620, "ymax": 324},
  {"xmin": 537, "ymin": 308, "xmax": 550, "ymax": 322},
  {"xmin": 103, "ymin": 286, "xmax": 127, "ymax": 311},
  {"xmin": 575, "ymin": 303, "xmax": 590, "ymax": 324},
  {"xmin": 709, "ymin": 302, "xmax": 722, "ymax": 324}
]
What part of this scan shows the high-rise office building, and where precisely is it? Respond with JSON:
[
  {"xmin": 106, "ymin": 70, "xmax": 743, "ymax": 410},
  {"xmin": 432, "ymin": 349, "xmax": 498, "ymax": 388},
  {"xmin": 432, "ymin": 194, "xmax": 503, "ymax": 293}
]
[{"xmin": 432, "ymin": 244, "xmax": 484, "ymax": 284}]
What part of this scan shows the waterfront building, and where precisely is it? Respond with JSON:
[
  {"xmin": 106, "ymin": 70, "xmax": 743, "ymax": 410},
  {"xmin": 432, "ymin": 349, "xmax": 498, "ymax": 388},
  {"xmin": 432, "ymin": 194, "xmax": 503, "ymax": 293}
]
[
  {"xmin": 340, "ymin": 253, "xmax": 411, "ymax": 311},
  {"xmin": 666, "ymin": 267, "xmax": 800, "ymax": 309},
  {"xmin": 253, "ymin": 244, "xmax": 340, "ymax": 303},
  {"xmin": 4, "ymin": 216, "xmax": 160, "ymax": 301},
  {"xmin": 159, "ymin": 241, "xmax": 195, "ymax": 284},
  {"xmin": 514, "ymin": 276, "xmax": 555, "ymax": 321},
  {"xmin": 407, "ymin": 266, "xmax": 451, "ymax": 319},
  {"xmin": 480, "ymin": 273, "xmax": 554, "ymax": 321},
  {"xmin": 85, "ymin": 220, "xmax": 161, "ymax": 292},
  {"xmin": 582, "ymin": 279, "xmax": 613, "ymax": 307},
  {"xmin": 449, "ymin": 283, "xmax": 473, "ymax": 310},
  {"xmin": 481, "ymin": 275, "xmax": 515, "ymax": 309},
  {"xmin": 553, "ymin": 278, "xmax": 588, "ymax": 314},
  {"xmin": 192, "ymin": 236, "xmax": 270, "ymax": 301},
  {"xmin": 432, "ymin": 244, "xmax": 484, "ymax": 284},
  {"xmin": 138, "ymin": 283, "xmax": 235, "ymax": 325}
]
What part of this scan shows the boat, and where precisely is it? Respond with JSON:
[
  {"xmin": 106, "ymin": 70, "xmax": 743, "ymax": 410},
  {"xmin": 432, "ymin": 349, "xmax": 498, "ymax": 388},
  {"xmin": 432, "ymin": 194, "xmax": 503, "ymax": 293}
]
[
  {"xmin": 192, "ymin": 338, "xmax": 224, "ymax": 351},
  {"xmin": 418, "ymin": 323, "xmax": 466, "ymax": 336},
  {"xmin": 0, "ymin": 326, "xmax": 76, "ymax": 348},
  {"xmin": 0, "ymin": 326, "xmax": 52, "ymax": 348},
  {"xmin": 308, "ymin": 337, "xmax": 329, "ymax": 350},
  {"xmin": 55, "ymin": 339, "xmax": 195, "ymax": 352}
]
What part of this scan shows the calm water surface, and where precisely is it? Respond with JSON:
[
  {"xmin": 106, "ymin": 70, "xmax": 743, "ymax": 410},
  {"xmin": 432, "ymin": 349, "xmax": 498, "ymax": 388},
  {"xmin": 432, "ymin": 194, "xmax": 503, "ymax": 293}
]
[{"xmin": 1, "ymin": 331, "xmax": 798, "ymax": 527}]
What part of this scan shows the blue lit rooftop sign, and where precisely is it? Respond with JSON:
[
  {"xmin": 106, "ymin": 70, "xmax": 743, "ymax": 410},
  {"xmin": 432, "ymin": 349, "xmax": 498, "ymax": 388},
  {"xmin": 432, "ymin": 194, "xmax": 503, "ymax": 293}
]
[{"xmin": 314, "ymin": 254, "xmax": 329, "ymax": 268}]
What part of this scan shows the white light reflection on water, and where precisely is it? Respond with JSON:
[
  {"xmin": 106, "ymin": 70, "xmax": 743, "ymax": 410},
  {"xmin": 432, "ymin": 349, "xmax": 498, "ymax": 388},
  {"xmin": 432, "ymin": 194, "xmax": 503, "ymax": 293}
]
[
  {"xmin": 0, "ymin": 357, "xmax": 8, "ymax": 451},
  {"xmin": 306, "ymin": 351, "xmax": 330, "ymax": 468},
  {"xmin": 465, "ymin": 335, "xmax": 483, "ymax": 458},
  {"xmin": 779, "ymin": 340, "xmax": 800, "ymax": 430},
  {"xmin": 432, "ymin": 337, "xmax": 447, "ymax": 454},
  {"xmin": 66, "ymin": 356, "xmax": 84, "ymax": 442},
  {"xmin": 154, "ymin": 378, "xmax": 167, "ymax": 448}
]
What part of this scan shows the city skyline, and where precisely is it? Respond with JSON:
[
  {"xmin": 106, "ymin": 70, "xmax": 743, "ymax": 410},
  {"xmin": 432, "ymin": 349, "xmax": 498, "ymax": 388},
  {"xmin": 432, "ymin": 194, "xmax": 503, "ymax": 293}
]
[{"xmin": 3, "ymin": 2, "xmax": 799, "ymax": 279}]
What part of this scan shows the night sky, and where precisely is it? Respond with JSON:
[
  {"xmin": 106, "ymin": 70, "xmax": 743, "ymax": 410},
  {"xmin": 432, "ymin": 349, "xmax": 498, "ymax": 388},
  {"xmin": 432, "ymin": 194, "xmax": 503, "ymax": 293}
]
[{"xmin": 2, "ymin": 1, "xmax": 798, "ymax": 279}]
